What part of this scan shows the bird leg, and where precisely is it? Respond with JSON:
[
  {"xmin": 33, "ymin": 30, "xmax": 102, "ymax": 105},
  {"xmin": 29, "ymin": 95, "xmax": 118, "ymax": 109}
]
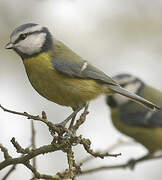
[
  {"xmin": 56, "ymin": 106, "xmax": 84, "ymax": 127},
  {"xmin": 69, "ymin": 103, "xmax": 89, "ymax": 130},
  {"xmin": 68, "ymin": 114, "xmax": 77, "ymax": 130},
  {"xmin": 127, "ymin": 153, "xmax": 153, "ymax": 170}
]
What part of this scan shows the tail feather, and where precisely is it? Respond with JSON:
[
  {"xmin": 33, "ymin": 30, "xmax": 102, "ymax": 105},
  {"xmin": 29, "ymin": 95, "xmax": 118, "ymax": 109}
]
[{"xmin": 108, "ymin": 85, "xmax": 162, "ymax": 110}]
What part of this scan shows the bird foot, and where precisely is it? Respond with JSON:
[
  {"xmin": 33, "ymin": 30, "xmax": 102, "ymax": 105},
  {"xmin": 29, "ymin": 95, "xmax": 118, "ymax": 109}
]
[
  {"xmin": 50, "ymin": 128, "xmax": 79, "ymax": 146},
  {"xmin": 49, "ymin": 123, "xmax": 75, "ymax": 139}
]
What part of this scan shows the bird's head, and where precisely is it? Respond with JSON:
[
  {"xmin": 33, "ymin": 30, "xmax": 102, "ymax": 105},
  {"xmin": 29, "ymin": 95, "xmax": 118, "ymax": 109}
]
[
  {"xmin": 107, "ymin": 74, "xmax": 144, "ymax": 108},
  {"xmin": 5, "ymin": 23, "xmax": 54, "ymax": 59}
]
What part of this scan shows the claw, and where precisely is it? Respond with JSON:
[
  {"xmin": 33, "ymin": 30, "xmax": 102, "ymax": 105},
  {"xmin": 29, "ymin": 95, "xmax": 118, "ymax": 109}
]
[{"xmin": 49, "ymin": 128, "xmax": 56, "ymax": 137}]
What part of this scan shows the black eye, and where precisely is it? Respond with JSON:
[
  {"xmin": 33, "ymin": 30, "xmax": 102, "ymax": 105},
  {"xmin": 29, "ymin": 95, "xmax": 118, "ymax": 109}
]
[{"xmin": 19, "ymin": 33, "xmax": 27, "ymax": 40}]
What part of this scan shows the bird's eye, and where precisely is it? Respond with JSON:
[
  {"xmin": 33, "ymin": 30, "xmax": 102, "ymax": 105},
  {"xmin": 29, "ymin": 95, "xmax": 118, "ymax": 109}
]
[{"xmin": 19, "ymin": 33, "xmax": 27, "ymax": 40}]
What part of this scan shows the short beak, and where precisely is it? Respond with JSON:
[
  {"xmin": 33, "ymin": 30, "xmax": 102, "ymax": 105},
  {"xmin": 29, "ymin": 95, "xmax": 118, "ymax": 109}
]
[{"xmin": 5, "ymin": 42, "xmax": 14, "ymax": 49}]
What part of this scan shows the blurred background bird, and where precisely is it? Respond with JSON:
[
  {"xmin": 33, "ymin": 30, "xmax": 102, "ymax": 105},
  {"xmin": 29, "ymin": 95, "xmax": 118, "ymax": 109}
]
[
  {"xmin": 5, "ymin": 24, "xmax": 162, "ymax": 128},
  {"xmin": 106, "ymin": 73, "xmax": 162, "ymax": 168}
]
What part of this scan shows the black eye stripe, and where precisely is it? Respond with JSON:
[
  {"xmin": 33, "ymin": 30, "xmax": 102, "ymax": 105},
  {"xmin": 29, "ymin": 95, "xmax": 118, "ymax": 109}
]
[
  {"xmin": 14, "ymin": 30, "xmax": 44, "ymax": 44},
  {"xmin": 14, "ymin": 33, "xmax": 28, "ymax": 44},
  {"xmin": 19, "ymin": 33, "xmax": 27, "ymax": 40}
]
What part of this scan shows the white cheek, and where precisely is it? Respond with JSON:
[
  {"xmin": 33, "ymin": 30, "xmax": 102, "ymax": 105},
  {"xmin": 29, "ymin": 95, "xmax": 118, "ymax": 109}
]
[
  {"xmin": 16, "ymin": 33, "xmax": 46, "ymax": 55},
  {"xmin": 113, "ymin": 81, "xmax": 141, "ymax": 105}
]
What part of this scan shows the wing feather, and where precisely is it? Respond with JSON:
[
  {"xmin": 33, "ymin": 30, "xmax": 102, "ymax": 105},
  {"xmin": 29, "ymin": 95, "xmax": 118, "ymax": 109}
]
[
  {"xmin": 52, "ymin": 40, "xmax": 117, "ymax": 85},
  {"xmin": 120, "ymin": 107, "xmax": 162, "ymax": 127}
]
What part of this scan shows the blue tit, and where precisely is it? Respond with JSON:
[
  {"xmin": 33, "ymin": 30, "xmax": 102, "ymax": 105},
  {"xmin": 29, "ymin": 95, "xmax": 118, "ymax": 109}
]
[
  {"xmin": 5, "ymin": 23, "xmax": 162, "ymax": 127},
  {"xmin": 106, "ymin": 73, "xmax": 162, "ymax": 167}
]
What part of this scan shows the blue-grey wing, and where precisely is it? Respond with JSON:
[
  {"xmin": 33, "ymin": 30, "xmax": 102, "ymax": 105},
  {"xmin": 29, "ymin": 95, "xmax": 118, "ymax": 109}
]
[
  {"xmin": 120, "ymin": 107, "xmax": 162, "ymax": 127},
  {"xmin": 52, "ymin": 58, "xmax": 117, "ymax": 86}
]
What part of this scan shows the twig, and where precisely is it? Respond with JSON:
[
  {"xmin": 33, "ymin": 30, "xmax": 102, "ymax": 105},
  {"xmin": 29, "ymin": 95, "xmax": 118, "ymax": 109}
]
[
  {"xmin": 1, "ymin": 165, "xmax": 16, "ymax": 180},
  {"xmin": 0, "ymin": 144, "xmax": 11, "ymax": 160},
  {"xmin": 24, "ymin": 162, "xmax": 61, "ymax": 180},
  {"xmin": 77, "ymin": 139, "xmax": 135, "ymax": 166},
  {"xmin": 1, "ymin": 146, "xmax": 31, "ymax": 180},
  {"xmin": 0, "ymin": 104, "xmax": 65, "ymax": 136},
  {"xmin": 31, "ymin": 120, "xmax": 38, "ymax": 179},
  {"xmin": 79, "ymin": 154, "xmax": 162, "ymax": 175},
  {"xmin": 129, "ymin": 154, "xmax": 162, "ymax": 167},
  {"xmin": 67, "ymin": 148, "xmax": 75, "ymax": 179},
  {"xmin": 81, "ymin": 164, "xmax": 127, "ymax": 174},
  {"xmin": 0, "ymin": 139, "xmax": 64, "ymax": 170},
  {"xmin": 79, "ymin": 138, "xmax": 121, "ymax": 158},
  {"xmin": 11, "ymin": 138, "xmax": 30, "ymax": 154}
]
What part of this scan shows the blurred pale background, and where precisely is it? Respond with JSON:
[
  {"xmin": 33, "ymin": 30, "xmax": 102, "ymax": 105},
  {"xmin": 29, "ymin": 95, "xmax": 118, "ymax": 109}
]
[{"xmin": 1, "ymin": 0, "xmax": 162, "ymax": 179}]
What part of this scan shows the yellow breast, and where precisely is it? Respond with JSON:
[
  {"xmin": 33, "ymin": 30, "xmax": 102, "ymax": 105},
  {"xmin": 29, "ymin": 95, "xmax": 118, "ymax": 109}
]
[{"xmin": 23, "ymin": 52, "xmax": 102, "ymax": 108}]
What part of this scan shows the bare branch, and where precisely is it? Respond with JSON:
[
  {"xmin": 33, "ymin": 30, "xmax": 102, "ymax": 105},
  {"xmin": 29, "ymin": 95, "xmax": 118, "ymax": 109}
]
[
  {"xmin": 78, "ymin": 139, "xmax": 135, "ymax": 166},
  {"xmin": 67, "ymin": 148, "xmax": 75, "ymax": 179},
  {"xmin": 79, "ymin": 138, "xmax": 121, "ymax": 158},
  {"xmin": 31, "ymin": 120, "xmax": 38, "ymax": 179},
  {"xmin": 11, "ymin": 138, "xmax": 30, "ymax": 154},
  {"xmin": 0, "ymin": 104, "xmax": 122, "ymax": 180},
  {"xmin": 81, "ymin": 164, "xmax": 127, "ymax": 174},
  {"xmin": 80, "ymin": 154, "xmax": 162, "ymax": 175},
  {"xmin": 24, "ymin": 162, "xmax": 61, "ymax": 180},
  {"xmin": 0, "ymin": 141, "xmax": 63, "ymax": 170},
  {"xmin": 1, "ymin": 165, "xmax": 16, "ymax": 180},
  {"xmin": 1, "ymin": 147, "xmax": 31, "ymax": 180},
  {"xmin": 0, "ymin": 104, "xmax": 143, "ymax": 180},
  {"xmin": 0, "ymin": 144, "xmax": 12, "ymax": 160},
  {"xmin": 0, "ymin": 104, "xmax": 65, "ymax": 136}
]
